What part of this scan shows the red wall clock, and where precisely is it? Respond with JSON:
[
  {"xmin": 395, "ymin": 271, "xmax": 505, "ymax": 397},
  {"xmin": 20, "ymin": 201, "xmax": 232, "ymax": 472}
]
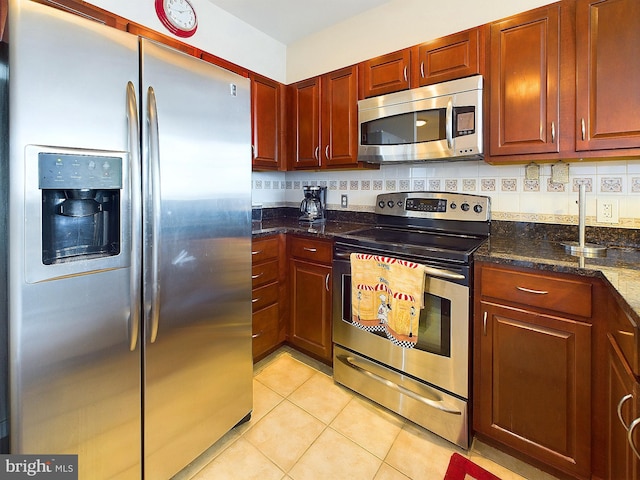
[{"xmin": 155, "ymin": 0, "xmax": 198, "ymax": 38}]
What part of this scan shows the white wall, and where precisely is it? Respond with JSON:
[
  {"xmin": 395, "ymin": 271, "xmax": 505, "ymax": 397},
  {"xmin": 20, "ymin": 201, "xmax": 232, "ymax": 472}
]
[
  {"xmin": 286, "ymin": 0, "xmax": 556, "ymax": 83},
  {"xmin": 84, "ymin": 0, "xmax": 287, "ymax": 82}
]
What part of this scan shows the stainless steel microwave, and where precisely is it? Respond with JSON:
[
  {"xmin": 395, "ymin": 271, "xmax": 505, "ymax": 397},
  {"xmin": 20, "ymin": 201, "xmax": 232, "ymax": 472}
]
[{"xmin": 358, "ymin": 75, "xmax": 483, "ymax": 163}]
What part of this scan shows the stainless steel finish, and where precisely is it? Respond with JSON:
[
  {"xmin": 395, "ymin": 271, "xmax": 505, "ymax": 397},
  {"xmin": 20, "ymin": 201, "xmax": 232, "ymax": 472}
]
[
  {"xmin": 337, "ymin": 354, "xmax": 462, "ymax": 414},
  {"xmin": 140, "ymin": 38, "xmax": 252, "ymax": 480},
  {"xmin": 551, "ymin": 121, "xmax": 556, "ymax": 143},
  {"xmin": 304, "ymin": 247, "xmax": 318, "ymax": 252},
  {"xmin": 516, "ymin": 286, "xmax": 549, "ymax": 295},
  {"xmin": 145, "ymin": 85, "xmax": 161, "ymax": 345},
  {"xmin": 618, "ymin": 393, "xmax": 633, "ymax": 429},
  {"xmin": 562, "ymin": 183, "xmax": 606, "ymax": 256},
  {"xmin": 127, "ymin": 81, "xmax": 142, "ymax": 352},
  {"xmin": 333, "ymin": 256, "xmax": 470, "ymax": 399},
  {"xmin": 9, "ymin": 2, "xmax": 140, "ymax": 477},
  {"xmin": 375, "ymin": 192, "xmax": 491, "ymax": 223},
  {"xmin": 334, "ymin": 346, "xmax": 469, "ymax": 448},
  {"xmin": 420, "ymin": 61, "xmax": 425, "ymax": 78},
  {"xmin": 314, "ymin": 146, "xmax": 319, "ymax": 161},
  {"xmin": 325, "ymin": 272, "xmax": 330, "ymax": 291},
  {"xmin": 629, "ymin": 417, "xmax": 640, "ymax": 460},
  {"xmin": 581, "ymin": 117, "xmax": 586, "ymax": 141},
  {"xmin": 325, "ymin": 144, "xmax": 329, "ymax": 159},
  {"xmin": 424, "ymin": 265, "xmax": 465, "ymax": 281},
  {"xmin": 403, "ymin": 66, "xmax": 408, "ymax": 82},
  {"xmin": 357, "ymin": 75, "xmax": 483, "ymax": 163},
  {"xmin": 8, "ymin": 3, "xmax": 252, "ymax": 479}
]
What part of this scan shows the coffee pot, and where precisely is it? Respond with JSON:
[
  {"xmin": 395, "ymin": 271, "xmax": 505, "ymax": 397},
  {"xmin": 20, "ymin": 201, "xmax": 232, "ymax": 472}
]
[{"xmin": 299, "ymin": 186, "xmax": 326, "ymax": 224}]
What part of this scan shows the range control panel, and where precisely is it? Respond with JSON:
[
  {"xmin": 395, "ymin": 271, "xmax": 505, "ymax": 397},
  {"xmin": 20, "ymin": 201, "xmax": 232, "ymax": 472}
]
[{"xmin": 375, "ymin": 192, "xmax": 491, "ymax": 222}]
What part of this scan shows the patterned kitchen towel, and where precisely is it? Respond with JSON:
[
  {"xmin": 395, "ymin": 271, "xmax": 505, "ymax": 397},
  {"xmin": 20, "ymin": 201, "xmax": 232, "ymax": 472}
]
[{"xmin": 350, "ymin": 253, "xmax": 425, "ymax": 347}]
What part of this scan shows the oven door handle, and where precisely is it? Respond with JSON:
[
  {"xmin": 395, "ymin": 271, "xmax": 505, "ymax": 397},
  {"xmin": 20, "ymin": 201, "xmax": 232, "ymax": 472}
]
[
  {"xmin": 337, "ymin": 355, "xmax": 463, "ymax": 415},
  {"xmin": 424, "ymin": 265, "xmax": 465, "ymax": 281},
  {"xmin": 334, "ymin": 253, "xmax": 464, "ymax": 281}
]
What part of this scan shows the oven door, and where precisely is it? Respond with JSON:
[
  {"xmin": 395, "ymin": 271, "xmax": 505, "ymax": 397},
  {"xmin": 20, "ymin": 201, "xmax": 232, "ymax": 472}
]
[{"xmin": 332, "ymin": 254, "xmax": 470, "ymax": 400}]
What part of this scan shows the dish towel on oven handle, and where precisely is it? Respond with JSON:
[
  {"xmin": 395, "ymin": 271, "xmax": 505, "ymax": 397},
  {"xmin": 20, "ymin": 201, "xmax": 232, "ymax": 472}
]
[{"xmin": 350, "ymin": 253, "xmax": 426, "ymax": 348}]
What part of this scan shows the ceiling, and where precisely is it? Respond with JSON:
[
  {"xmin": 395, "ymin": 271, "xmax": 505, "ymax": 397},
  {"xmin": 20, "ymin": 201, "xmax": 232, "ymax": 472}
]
[{"xmin": 205, "ymin": 0, "xmax": 392, "ymax": 45}]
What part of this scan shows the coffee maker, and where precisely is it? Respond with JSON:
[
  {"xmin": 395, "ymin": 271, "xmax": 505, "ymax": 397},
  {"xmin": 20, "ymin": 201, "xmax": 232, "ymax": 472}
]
[{"xmin": 299, "ymin": 186, "xmax": 327, "ymax": 224}]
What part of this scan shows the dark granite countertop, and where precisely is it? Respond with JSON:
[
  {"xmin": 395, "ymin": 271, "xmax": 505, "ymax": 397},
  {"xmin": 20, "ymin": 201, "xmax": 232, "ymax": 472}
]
[
  {"xmin": 475, "ymin": 226, "xmax": 640, "ymax": 325},
  {"xmin": 253, "ymin": 210, "xmax": 640, "ymax": 325}
]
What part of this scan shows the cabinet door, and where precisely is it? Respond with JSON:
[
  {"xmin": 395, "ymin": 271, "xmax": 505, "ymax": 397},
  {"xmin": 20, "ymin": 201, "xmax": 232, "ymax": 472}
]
[
  {"xmin": 290, "ymin": 78, "xmax": 321, "ymax": 169},
  {"xmin": 474, "ymin": 302, "xmax": 591, "ymax": 478},
  {"xmin": 489, "ymin": 4, "xmax": 560, "ymax": 156},
  {"xmin": 576, "ymin": 0, "xmax": 640, "ymax": 151},
  {"xmin": 251, "ymin": 74, "xmax": 281, "ymax": 170},
  {"xmin": 360, "ymin": 49, "xmax": 411, "ymax": 98},
  {"xmin": 321, "ymin": 66, "xmax": 359, "ymax": 167},
  {"xmin": 289, "ymin": 258, "xmax": 332, "ymax": 362},
  {"xmin": 415, "ymin": 28, "xmax": 482, "ymax": 87}
]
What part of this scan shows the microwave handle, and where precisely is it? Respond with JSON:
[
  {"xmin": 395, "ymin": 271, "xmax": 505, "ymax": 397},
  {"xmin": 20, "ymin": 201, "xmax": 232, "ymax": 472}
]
[{"xmin": 446, "ymin": 98, "xmax": 453, "ymax": 150}]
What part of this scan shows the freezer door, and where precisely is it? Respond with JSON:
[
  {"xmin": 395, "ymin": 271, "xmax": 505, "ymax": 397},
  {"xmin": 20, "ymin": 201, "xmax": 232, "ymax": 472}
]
[
  {"xmin": 8, "ymin": 1, "xmax": 141, "ymax": 479},
  {"xmin": 140, "ymin": 39, "xmax": 253, "ymax": 479}
]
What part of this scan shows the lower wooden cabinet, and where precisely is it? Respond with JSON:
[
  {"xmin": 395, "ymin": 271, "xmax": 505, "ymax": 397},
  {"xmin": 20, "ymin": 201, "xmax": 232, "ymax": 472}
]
[
  {"xmin": 251, "ymin": 235, "xmax": 286, "ymax": 361},
  {"xmin": 474, "ymin": 263, "xmax": 593, "ymax": 479},
  {"xmin": 288, "ymin": 235, "xmax": 333, "ymax": 363}
]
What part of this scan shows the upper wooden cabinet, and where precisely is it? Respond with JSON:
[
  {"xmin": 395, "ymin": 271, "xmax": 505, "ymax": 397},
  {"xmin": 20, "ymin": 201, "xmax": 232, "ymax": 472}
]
[
  {"xmin": 251, "ymin": 73, "xmax": 284, "ymax": 171},
  {"xmin": 575, "ymin": 0, "xmax": 640, "ymax": 152},
  {"xmin": 359, "ymin": 27, "xmax": 484, "ymax": 98},
  {"xmin": 289, "ymin": 66, "xmax": 359, "ymax": 169},
  {"xmin": 488, "ymin": 4, "xmax": 561, "ymax": 157},
  {"xmin": 359, "ymin": 49, "xmax": 412, "ymax": 98},
  {"xmin": 413, "ymin": 27, "xmax": 484, "ymax": 87}
]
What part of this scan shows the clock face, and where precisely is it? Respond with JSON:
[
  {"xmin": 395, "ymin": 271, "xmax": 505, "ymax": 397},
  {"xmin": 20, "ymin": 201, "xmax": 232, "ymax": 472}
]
[{"xmin": 155, "ymin": 0, "xmax": 198, "ymax": 38}]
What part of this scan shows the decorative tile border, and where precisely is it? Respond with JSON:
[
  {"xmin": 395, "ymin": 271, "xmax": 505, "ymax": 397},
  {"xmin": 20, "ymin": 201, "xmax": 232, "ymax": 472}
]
[
  {"xmin": 601, "ymin": 177, "xmax": 623, "ymax": 193},
  {"xmin": 481, "ymin": 178, "xmax": 496, "ymax": 191},
  {"xmin": 429, "ymin": 179, "xmax": 441, "ymax": 191},
  {"xmin": 501, "ymin": 178, "xmax": 517, "ymax": 192},
  {"xmin": 572, "ymin": 178, "xmax": 592, "ymax": 192},
  {"xmin": 463, "ymin": 179, "xmax": 476, "ymax": 191},
  {"xmin": 523, "ymin": 179, "xmax": 539, "ymax": 192}
]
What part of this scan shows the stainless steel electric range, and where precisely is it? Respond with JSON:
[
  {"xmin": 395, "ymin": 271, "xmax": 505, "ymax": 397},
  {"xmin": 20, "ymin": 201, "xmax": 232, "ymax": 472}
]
[{"xmin": 332, "ymin": 191, "xmax": 490, "ymax": 449}]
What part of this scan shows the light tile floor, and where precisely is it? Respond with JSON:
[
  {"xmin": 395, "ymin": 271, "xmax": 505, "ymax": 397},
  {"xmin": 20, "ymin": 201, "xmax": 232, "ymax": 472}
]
[{"xmin": 175, "ymin": 346, "xmax": 560, "ymax": 480}]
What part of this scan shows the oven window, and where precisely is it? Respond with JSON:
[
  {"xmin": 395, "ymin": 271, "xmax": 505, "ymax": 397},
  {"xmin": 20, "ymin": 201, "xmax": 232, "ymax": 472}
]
[
  {"xmin": 361, "ymin": 109, "xmax": 446, "ymax": 146},
  {"xmin": 341, "ymin": 272, "xmax": 451, "ymax": 358}
]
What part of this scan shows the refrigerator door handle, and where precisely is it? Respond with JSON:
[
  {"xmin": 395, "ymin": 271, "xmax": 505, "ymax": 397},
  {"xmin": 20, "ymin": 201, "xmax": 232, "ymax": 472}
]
[
  {"xmin": 147, "ymin": 86, "xmax": 162, "ymax": 344},
  {"xmin": 127, "ymin": 81, "xmax": 141, "ymax": 352}
]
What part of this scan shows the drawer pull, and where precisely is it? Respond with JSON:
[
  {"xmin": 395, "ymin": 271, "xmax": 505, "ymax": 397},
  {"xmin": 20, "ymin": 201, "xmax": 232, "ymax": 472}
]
[
  {"xmin": 303, "ymin": 247, "xmax": 318, "ymax": 253},
  {"xmin": 516, "ymin": 286, "xmax": 548, "ymax": 295},
  {"xmin": 252, "ymin": 330, "xmax": 263, "ymax": 339},
  {"xmin": 251, "ymin": 249, "xmax": 263, "ymax": 255},
  {"xmin": 252, "ymin": 297, "xmax": 261, "ymax": 303},
  {"xmin": 251, "ymin": 273, "xmax": 264, "ymax": 280}
]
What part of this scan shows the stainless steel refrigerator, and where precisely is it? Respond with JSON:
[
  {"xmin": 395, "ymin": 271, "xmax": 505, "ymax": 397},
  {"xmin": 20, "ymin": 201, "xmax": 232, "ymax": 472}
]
[{"xmin": 7, "ymin": 1, "xmax": 253, "ymax": 478}]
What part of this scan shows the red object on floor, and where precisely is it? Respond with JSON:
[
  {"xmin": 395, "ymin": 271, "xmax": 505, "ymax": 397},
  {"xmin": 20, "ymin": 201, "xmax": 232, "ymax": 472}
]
[{"xmin": 444, "ymin": 452, "xmax": 502, "ymax": 480}]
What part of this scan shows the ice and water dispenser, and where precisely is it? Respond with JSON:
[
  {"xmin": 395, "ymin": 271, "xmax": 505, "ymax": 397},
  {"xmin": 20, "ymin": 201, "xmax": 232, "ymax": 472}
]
[
  {"xmin": 25, "ymin": 147, "xmax": 129, "ymax": 283},
  {"xmin": 39, "ymin": 152, "xmax": 122, "ymax": 265}
]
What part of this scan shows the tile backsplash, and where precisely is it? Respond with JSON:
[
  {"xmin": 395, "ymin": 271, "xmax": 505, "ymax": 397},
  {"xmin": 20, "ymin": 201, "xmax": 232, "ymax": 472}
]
[{"xmin": 252, "ymin": 159, "xmax": 640, "ymax": 228}]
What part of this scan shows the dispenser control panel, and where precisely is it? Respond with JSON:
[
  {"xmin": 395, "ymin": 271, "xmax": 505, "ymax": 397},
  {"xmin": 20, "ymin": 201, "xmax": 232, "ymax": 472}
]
[{"xmin": 38, "ymin": 153, "xmax": 122, "ymax": 189}]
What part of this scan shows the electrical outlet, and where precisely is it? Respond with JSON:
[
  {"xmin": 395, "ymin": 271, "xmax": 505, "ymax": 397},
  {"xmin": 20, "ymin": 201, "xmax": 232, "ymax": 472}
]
[
  {"xmin": 596, "ymin": 198, "xmax": 619, "ymax": 223},
  {"xmin": 341, "ymin": 194, "xmax": 348, "ymax": 208}
]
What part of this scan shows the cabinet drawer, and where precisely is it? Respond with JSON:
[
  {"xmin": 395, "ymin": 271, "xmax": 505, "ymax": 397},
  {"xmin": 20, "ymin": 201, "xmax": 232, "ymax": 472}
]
[
  {"xmin": 253, "ymin": 303, "xmax": 280, "ymax": 358},
  {"xmin": 252, "ymin": 282, "xmax": 278, "ymax": 312},
  {"xmin": 481, "ymin": 266, "xmax": 592, "ymax": 318},
  {"xmin": 252, "ymin": 259, "xmax": 278, "ymax": 288},
  {"xmin": 289, "ymin": 237, "xmax": 333, "ymax": 264},
  {"xmin": 252, "ymin": 236, "xmax": 279, "ymax": 263}
]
